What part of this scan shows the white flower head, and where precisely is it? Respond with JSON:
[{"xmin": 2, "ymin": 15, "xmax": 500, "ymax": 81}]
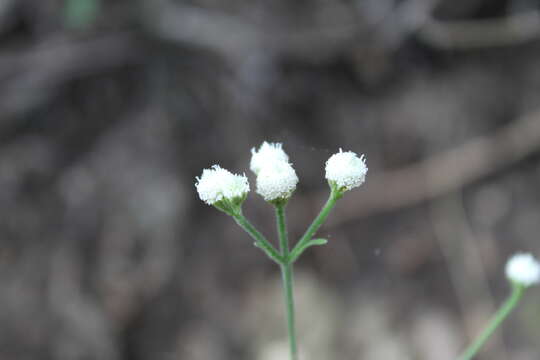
[
  {"xmin": 195, "ymin": 165, "xmax": 249, "ymax": 205},
  {"xmin": 505, "ymin": 253, "xmax": 540, "ymax": 287},
  {"xmin": 325, "ymin": 149, "xmax": 368, "ymax": 191},
  {"xmin": 256, "ymin": 161, "xmax": 299, "ymax": 202},
  {"xmin": 250, "ymin": 142, "xmax": 290, "ymax": 175}
]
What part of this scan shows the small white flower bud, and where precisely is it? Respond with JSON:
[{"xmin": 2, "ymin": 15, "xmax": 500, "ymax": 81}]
[
  {"xmin": 325, "ymin": 149, "xmax": 367, "ymax": 191},
  {"xmin": 250, "ymin": 142, "xmax": 290, "ymax": 175},
  {"xmin": 256, "ymin": 161, "xmax": 299, "ymax": 202},
  {"xmin": 505, "ymin": 253, "xmax": 540, "ymax": 287},
  {"xmin": 195, "ymin": 165, "xmax": 249, "ymax": 205}
]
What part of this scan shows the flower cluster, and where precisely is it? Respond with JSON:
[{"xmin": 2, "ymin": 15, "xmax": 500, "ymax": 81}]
[{"xmin": 195, "ymin": 142, "xmax": 368, "ymax": 207}]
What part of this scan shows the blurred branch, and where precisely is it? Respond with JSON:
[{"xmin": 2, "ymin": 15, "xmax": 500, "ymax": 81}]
[
  {"xmin": 140, "ymin": 1, "xmax": 262, "ymax": 60},
  {"xmin": 142, "ymin": 0, "xmax": 359, "ymax": 62},
  {"xmin": 0, "ymin": 0, "xmax": 17, "ymax": 33},
  {"xmin": 430, "ymin": 192, "xmax": 508, "ymax": 359},
  {"xmin": 371, "ymin": 0, "xmax": 540, "ymax": 51},
  {"xmin": 0, "ymin": 32, "xmax": 141, "ymax": 122},
  {"xmin": 419, "ymin": 10, "xmax": 540, "ymax": 49},
  {"xmin": 317, "ymin": 108, "xmax": 540, "ymax": 226},
  {"xmin": 371, "ymin": 0, "xmax": 440, "ymax": 51}
]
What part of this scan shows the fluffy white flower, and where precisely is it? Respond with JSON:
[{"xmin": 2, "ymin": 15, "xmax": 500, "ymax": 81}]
[
  {"xmin": 505, "ymin": 253, "xmax": 540, "ymax": 286},
  {"xmin": 195, "ymin": 165, "xmax": 249, "ymax": 205},
  {"xmin": 250, "ymin": 142, "xmax": 290, "ymax": 175},
  {"xmin": 325, "ymin": 149, "xmax": 367, "ymax": 191},
  {"xmin": 256, "ymin": 161, "xmax": 299, "ymax": 201}
]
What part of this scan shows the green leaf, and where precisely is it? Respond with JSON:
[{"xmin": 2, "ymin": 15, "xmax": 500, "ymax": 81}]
[
  {"xmin": 289, "ymin": 238, "xmax": 327, "ymax": 263},
  {"xmin": 307, "ymin": 238, "xmax": 328, "ymax": 246},
  {"xmin": 64, "ymin": 0, "xmax": 100, "ymax": 29}
]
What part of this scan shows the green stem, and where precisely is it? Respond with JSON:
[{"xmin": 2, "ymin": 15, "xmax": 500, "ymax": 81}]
[
  {"xmin": 275, "ymin": 203, "xmax": 290, "ymax": 260},
  {"xmin": 281, "ymin": 263, "xmax": 298, "ymax": 360},
  {"xmin": 457, "ymin": 282, "xmax": 526, "ymax": 360},
  {"xmin": 291, "ymin": 189, "xmax": 340, "ymax": 257},
  {"xmin": 232, "ymin": 212, "xmax": 283, "ymax": 264},
  {"xmin": 275, "ymin": 203, "xmax": 298, "ymax": 360}
]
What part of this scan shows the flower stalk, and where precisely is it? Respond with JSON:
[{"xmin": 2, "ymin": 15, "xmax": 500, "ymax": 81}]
[
  {"xmin": 456, "ymin": 282, "xmax": 525, "ymax": 360},
  {"xmin": 456, "ymin": 253, "xmax": 539, "ymax": 360},
  {"xmin": 290, "ymin": 186, "xmax": 341, "ymax": 262}
]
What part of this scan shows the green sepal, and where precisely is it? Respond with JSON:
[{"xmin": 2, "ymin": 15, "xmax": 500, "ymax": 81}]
[
  {"xmin": 213, "ymin": 193, "xmax": 248, "ymax": 216},
  {"xmin": 231, "ymin": 192, "xmax": 248, "ymax": 208},
  {"xmin": 328, "ymin": 180, "xmax": 345, "ymax": 199},
  {"xmin": 269, "ymin": 197, "xmax": 289, "ymax": 207},
  {"xmin": 213, "ymin": 199, "xmax": 236, "ymax": 215}
]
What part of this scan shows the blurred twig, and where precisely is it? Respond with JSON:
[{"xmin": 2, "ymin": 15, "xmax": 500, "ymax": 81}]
[
  {"xmin": 419, "ymin": 10, "xmax": 540, "ymax": 49},
  {"xmin": 370, "ymin": 0, "xmax": 440, "ymax": 51},
  {"xmin": 371, "ymin": 0, "xmax": 540, "ymax": 51},
  {"xmin": 142, "ymin": 0, "xmax": 359, "ymax": 62},
  {"xmin": 317, "ymin": 109, "xmax": 540, "ymax": 226},
  {"xmin": 430, "ymin": 192, "xmax": 508, "ymax": 359},
  {"xmin": 0, "ymin": 0, "xmax": 17, "ymax": 32},
  {"xmin": 0, "ymin": 32, "xmax": 141, "ymax": 122},
  {"xmin": 140, "ymin": 1, "xmax": 262, "ymax": 60}
]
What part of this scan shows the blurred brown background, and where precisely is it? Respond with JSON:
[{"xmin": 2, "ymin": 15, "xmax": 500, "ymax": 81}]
[{"xmin": 1, "ymin": 0, "xmax": 540, "ymax": 359}]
